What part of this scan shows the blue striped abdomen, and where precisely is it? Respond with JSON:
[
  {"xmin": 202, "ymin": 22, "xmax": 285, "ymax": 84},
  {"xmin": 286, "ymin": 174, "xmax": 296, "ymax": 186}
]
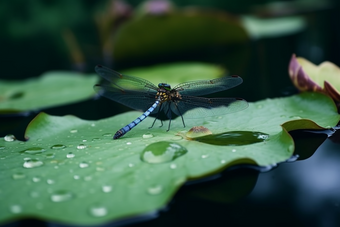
[{"xmin": 113, "ymin": 100, "xmax": 160, "ymax": 139}]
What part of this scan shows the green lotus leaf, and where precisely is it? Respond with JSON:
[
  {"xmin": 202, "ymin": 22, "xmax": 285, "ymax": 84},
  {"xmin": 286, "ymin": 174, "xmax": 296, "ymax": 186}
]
[
  {"xmin": 113, "ymin": 9, "xmax": 249, "ymax": 62},
  {"xmin": 0, "ymin": 72, "xmax": 97, "ymax": 114},
  {"xmin": 0, "ymin": 92, "xmax": 339, "ymax": 226}
]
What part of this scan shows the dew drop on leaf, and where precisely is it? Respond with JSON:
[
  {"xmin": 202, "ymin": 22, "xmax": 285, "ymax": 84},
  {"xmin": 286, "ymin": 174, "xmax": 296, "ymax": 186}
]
[
  {"xmin": 47, "ymin": 179, "xmax": 55, "ymax": 184},
  {"xmin": 32, "ymin": 177, "xmax": 41, "ymax": 182},
  {"xmin": 45, "ymin": 153, "xmax": 55, "ymax": 158},
  {"xmin": 51, "ymin": 190, "xmax": 73, "ymax": 202},
  {"xmin": 12, "ymin": 172, "xmax": 25, "ymax": 179},
  {"xmin": 50, "ymin": 144, "xmax": 66, "ymax": 149},
  {"xmin": 232, "ymin": 149, "xmax": 237, "ymax": 152},
  {"xmin": 70, "ymin": 129, "xmax": 78, "ymax": 133},
  {"xmin": 89, "ymin": 205, "xmax": 108, "ymax": 217},
  {"xmin": 22, "ymin": 147, "xmax": 46, "ymax": 154},
  {"xmin": 141, "ymin": 141, "xmax": 187, "ymax": 164},
  {"xmin": 102, "ymin": 133, "xmax": 112, "ymax": 137},
  {"xmin": 201, "ymin": 154, "xmax": 208, "ymax": 159},
  {"xmin": 9, "ymin": 205, "xmax": 22, "ymax": 213},
  {"xmin": 79, "ymin": 162, "xmax": 89, "ymax": 168},
  {"xmin": 102, "ymin": 185, "xmax": 112, "ymax": 193},
  {"xmin": 170, "ymin": 163, "xmax": 177, "ymax": 169},
  {"xmin": 0, "ymin": 146, "xmax": 5, "ymax": 150},
  {"xmin": 142, "ymin": 133, "xmax": 154, "ymax": 139},
  {"xmin": 66, "ymin": 152, "xmax": 75, "ymax": 158},
  {"xmin": 4, "ymin": 134, "xmax": 16, "ymax": 142},
  {"xmin": 147, "ymin": 185, "xmax": 163, "ymax": 195},
  {"xmin": 23, "ymin": 159, "xmax": 43, "ymax": 168},
  {"xmin": 77, "ymin": 144, "xmax": 87, "ymax": 150}
]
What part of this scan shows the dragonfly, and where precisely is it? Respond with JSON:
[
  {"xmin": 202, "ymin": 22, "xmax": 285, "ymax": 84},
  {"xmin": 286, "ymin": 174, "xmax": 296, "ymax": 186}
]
[{"xmin": 94, "ymin": 65, "xmax": 248, "ymax": 139}]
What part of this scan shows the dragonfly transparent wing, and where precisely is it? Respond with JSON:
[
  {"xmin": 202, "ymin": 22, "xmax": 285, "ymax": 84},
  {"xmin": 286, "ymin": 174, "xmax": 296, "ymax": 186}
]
[
  {"xmin": 95, "ymin": 65, "xmax": 158, "ymax": 92},
  {"xmin": 94, "ymin": 65, "xmax": 159, "ymax": 112},
  {"xmin": 173, "ymin": 75, "xmax": 243, "ymax": 96},
  {"xmin": 170, "ymin": 96, "xmax": 248, "ymax": 118}
]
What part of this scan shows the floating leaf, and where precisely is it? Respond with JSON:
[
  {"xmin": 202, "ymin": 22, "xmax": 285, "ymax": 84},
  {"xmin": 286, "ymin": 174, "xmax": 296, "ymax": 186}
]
[
  {"xmin": 0, "ymin": 72, "xmax": 97, "ymax": 115},
  {"xmin": 121, "ymin": 62, "xmax": 225, "ymax": 86},
  {"xmin": 0, "ymin": 92, "xmax": 339, "ymax": 225},
  {"xmin": 113, "ymin": 9, "xmax": 249, "ymax": 62},
  {"xmin": 289, "ymin": 54, "xmax": 340, "ymax": 104}
]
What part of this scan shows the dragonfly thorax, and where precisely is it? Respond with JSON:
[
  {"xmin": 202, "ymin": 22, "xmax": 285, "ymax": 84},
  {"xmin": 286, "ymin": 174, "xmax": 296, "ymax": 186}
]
[{"xmin": 158, "ymin": 83, "xmax": 171, "ymax": 91}]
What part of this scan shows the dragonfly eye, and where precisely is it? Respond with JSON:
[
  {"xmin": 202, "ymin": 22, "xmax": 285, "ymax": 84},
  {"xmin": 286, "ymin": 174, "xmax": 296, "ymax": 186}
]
[{"xmin": 158, "ymin": 83, "xmax": 171, "ymax": 91}]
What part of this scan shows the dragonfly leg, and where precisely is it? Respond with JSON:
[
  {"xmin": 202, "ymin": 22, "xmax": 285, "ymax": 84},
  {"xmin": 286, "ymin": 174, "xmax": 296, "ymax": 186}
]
[
  {"xmin": 149, "ymin": 117, "xmax": 157, "ymax": 129},
  {"xmin": 167, "ymin": 110, "xmax": 172, "ymax": 132},
  {"xmin": 149, "ymin": 102, "xmax": 162, "ymax": 129},
  {"xmin": 174, "ymin": 102, "xmax": 186, "ymax": 128}
]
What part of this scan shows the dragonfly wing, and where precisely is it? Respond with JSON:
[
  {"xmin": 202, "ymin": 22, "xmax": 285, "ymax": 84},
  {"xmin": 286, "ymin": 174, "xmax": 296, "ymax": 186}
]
[
  {"xmin": 170, "ymin": 96, "xmax": 248, "ymax": 118},
  {"xmin": 94, "ymin": 83, "xmax": 159, "ymax": 113},
  {"xmin": 94, "ymin": 65, "xmax": 161, "ymax": 113},
  {"xmin": 95, "ymin": 65, "xmax": 158, "ymax": 92},
  {"xmin": 173, "ymin": 76, "xmax": 243, "ymax": 96}
]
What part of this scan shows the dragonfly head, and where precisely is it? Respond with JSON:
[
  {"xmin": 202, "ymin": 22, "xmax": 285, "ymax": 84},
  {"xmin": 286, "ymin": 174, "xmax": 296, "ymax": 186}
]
[{"xmin": 158, "ymin": 83, "xmax": 171, "ymax": 91}]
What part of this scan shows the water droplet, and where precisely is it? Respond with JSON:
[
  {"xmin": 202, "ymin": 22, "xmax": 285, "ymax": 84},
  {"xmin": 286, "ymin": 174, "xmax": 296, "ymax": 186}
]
[
  {"xmin": 128, "ymin": 163, "xmax": 134, "ymax": 167},
  {"xmin": 45, "ymin": 153, "xmax": 55, "ymax": 158},
  {"xmin": 50, "ymin": 144, "xmax": 66, "ymax": 149},
  {"xmin": 126, "ymin": 142, "xmax": 132, "ymax": 145},
  {"xmin": 66, "ymin": 152, "xmax": 75, "ymax": 158},
  {"xmin": 92, "ymin": 138, "xmax": 101, "ymax": 142},
  {"xmin": 70, "ymin": 129, "xmax": 78, "ymax": 133},
  {"xmin": 141, "ymin": 141, "xmax": 187, "ymax": 164},
  {"xmin": 102, "ymin": 133, "xmax": 112, "ymax": 137},
  {"xmin": 191, "ymin": 131, "xmax": 269, "ymax": 146},
  {"xmin": 102, "ymin": 185, "xmax": 112, "ymax": 193},
  {"xmin": 96, "ymin": 167, "xmax": 105, "ymax": 171},
  {"xmin": 4, "ymin": 134, "xmax": 16, "ymax": 142},
  {"xmin": 9, "ymin": 205, "xmax": 22, "ymax": 213},
  {"xmin": 232, "ymin": 149, "xmax": 236, "ymax": 152},
  {"xmin": 30, "ymin": 191, "xmax": 39, "ymax": 198},
  {"xmin": 147, "ymin": 185, "xmax": 163, "ymax": 195},
  {"xmin": 12, "ymin": 172, "xmax": 25, "ymax": 179},
  {"xmin": 142, "ymin": 133, "xmax": 154, "ymax": 139},
  {"xmin": 47, "ymin": 179, "xmax": 55, "ymax": 184},
  {"xmin": 79, "ymin": 162, "xmax": 89, "ymax": 168},
  {"xmin": 32, "ymin": 177, "xmax": 41, "ymax": 182},
  {"xmin": 257, "ymin": 134, "xmax": 269, "ymax": 140},
  {"xmin": 0, "ymin": 146, "xmax": 5, "ymax": 150},
  {"xmin": 23, "ymin": 159, "xmax": 43, "ymax": 168},
  {"xmin": 91, "ymin": 123, "xmax": 96, "ymax": 127},
  {"xmin": 77, "ymin": 144, "xmax": 87, "ymax": 149},
  {"xmin": 170, "ymin": 135, "xmax": 182, "ymax": 141},
  {"xmin": 170, "ymin": 163, "xmax": 177, "ymax": 169},
  {"xmin": 51, "ymin": 190, "xmax": 73, "ymax": 202},
  {"xmin": 84, "ymin": 176, "xmax": 92, "ymax": 181},
  {"xmin": 22, "ymin": 147, "xmax": 46, "ymax": 154},
  {"xmin": 89, "ymin": 205, "xmax": 108, "ymax": 217},
  {"xmin": 201, "ymin": 154, "xmax": 208, "ymax": 159},
  {"xmin": 289, "ymin": 115, "xmax": 302, "ymax": 119},
  {"xmin": 221, "ymin": 160, "xmax": 226, "ymax": 164}
]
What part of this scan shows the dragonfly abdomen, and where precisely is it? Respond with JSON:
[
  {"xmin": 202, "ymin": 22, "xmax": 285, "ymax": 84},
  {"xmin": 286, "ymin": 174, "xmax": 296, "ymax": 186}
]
[{"xmin": 113, "ymin": 100, "xmax": 160, "ymax": 139}]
